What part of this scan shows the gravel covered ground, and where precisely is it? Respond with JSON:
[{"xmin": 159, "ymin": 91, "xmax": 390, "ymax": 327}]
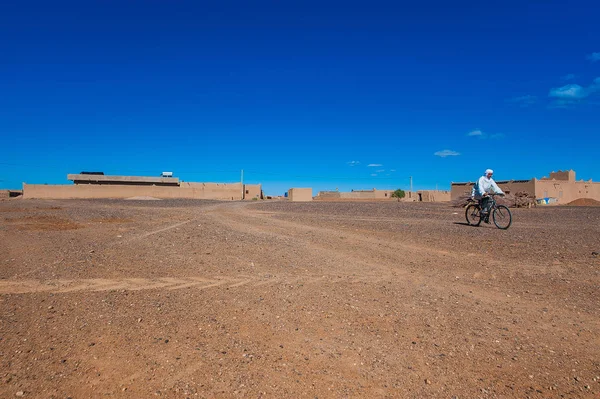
[{"xmin": 1, "ymin": 199, "xmax": 599, "ymax": 398}]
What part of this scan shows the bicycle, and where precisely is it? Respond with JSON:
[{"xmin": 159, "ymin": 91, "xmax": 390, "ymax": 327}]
[{"xmin": 465, "ymin": 193, "xmax": 512, "ymax": 229}]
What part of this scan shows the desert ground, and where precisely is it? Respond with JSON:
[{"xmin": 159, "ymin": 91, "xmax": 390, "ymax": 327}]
[{"xmin": 1, "ymin": 199, "xmax": 599, "ymax": 398}]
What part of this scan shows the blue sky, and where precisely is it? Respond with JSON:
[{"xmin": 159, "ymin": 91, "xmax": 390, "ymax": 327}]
[{"xmin": 1, "ymin": 0, "xmax": 599, "ymax": 195}]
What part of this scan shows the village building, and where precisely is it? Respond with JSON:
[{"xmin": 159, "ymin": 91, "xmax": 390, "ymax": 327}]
[
  {"xmin": 22, "ymin": 173, "xmax": 262, "ymax": 201},
  {"xmin": 451, "ymin": 170, "xmax": 600, "ymax": 205},
  {"xmin": 314, "ymin": 188, "xmax": 450, "ymax": 202}
]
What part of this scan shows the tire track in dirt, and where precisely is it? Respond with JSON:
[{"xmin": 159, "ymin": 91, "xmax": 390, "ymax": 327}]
[
  {"xmin": 120, "ymin": 219, "xmax": 195, "ymax": 243},
  {"xmin": 204, "ymin": 203, "xmax": 538, "ymax": 306},
  {"xmin": 206, "ymin": 204, "xmax": 453, "ymax": 273},
  {"xmin": 119, "ymin": 202, "xmax": 229, "ymax": 243},
  {"xmin": 244, "ymin": 208, "xmax": 468, "ymax": 260},
  {"xmin": 0, "ymin": 277, "xmax": 227, "ymax": 295},
  {"xmin": 0, "ymin": 274, "xmax": 353, "ymax": 295},
  {"xmin": 225, "ymin": 203, "xmax": 547, "ymax": 277},
  {"xmin": 212, "ymin": 211, "xmax": 413, "ymax": 282}
]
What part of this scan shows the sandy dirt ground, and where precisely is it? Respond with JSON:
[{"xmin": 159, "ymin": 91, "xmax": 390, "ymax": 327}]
[{"xmin": 1, "ymin": 199, "xmax": 599, "ymax": 398}]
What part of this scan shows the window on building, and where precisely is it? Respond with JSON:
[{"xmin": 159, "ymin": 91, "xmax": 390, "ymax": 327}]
[
  {"xmin": 245, "ymin": 190, "xmax": 249, "ymax": 194},
  {"xmin": 543, "ymin": 190, "xmax": 548, "ymax": 197},
  {"xmin": 559, "ymin": 191, "xmax": 563, "ymax": 198}
]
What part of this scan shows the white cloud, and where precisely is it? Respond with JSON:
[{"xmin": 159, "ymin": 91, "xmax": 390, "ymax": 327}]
[
  {"xmin": 549, "ymin": 84, "xmax": 587, "ymax": 99},
  {"xmin": 548, "ymin": 78, "xmax": 600, "ymax": 107},
  {"xmin": 347, "ymin": 161, "xmax": 360, "ymax": 167},
  {"xmin": 390, "ymin": 169, "xmax": 396, "ymax": 172},
  {"xmin": 376, "ymin": 169, "xmax": 385, "ymax": 173},
  {"xmin": 562, "ymin": 74, "xmax": 576, "ymax": 81},
  {"xmin": 367, "ymin": 164, "xmax": 382, "ymax": 167},
  {"xmin": 434, "ymin": 149, "xmax": 460, "ymax": 158},
  {"xmin": 507, "ymin": 95, "xmax": 538, "ymax": 107},
  {"xmin": 587, "ymin": 52, "xmax": 600, "ymax": 62},
  {"xmin": 466, "ymin": 129, "xmax": 505, "ymax": 139}
]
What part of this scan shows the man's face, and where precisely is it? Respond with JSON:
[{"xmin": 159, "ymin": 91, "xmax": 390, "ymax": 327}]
[{"xmin": 486, "ymin": 173, "xmax": 493, "ymax": 179}]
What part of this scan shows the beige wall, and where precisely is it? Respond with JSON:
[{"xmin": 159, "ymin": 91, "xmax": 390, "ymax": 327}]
[
  {"xmin": 23, "ymin": 182, "xmax": 247, "ymax": 200},
  {"xmin": 315, "ymin": 189, "xmax": 395, "ymax": 201},
  {"xmin": 340, "ymin": 190, "xmax": 388, "ymax": 199},
  {"xmin": 314, "ymin": 191, "xmax": 342, "ymax": 200},
  {"xmin": 451, "ymin": 183, "xmax": 473, "ymax": 201},
  {"xmin": 243, "ymin": 184, "xmax": 262, "ymax": 200},
  {"xmin": 534, "ymin": 179, "xmax": 600, "ymax": 204},
  {"xmin": 0, "ymin": 190, "xmax": 9, "ymax": 199},
  {"xmin": 373, "ymin": 189, "xmax": 394, "ymax": 199},
  {"xmin": 417, "ymin": 190, "xmax": 451, "ymax": 202},
  {"xmin": 404, "ymin": 191, "xmax": 417, "ymax": 201},
  {"xmin": 546, "ymin": 170, "xmax": 575, "ymax": 181},
  {"xmin": 288, "ymin": 188, "xmax": 313, "ymax": 202}
]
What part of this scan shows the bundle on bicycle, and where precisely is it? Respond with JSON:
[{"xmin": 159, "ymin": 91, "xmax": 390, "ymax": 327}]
[{"xmin": 465, "ymin": 169, "xmax": 512, "ymax": 229}]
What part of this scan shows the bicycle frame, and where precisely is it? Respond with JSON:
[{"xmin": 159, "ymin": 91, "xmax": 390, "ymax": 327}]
[{"xmin": 465, "ymin": 193, "xmax": 512, "ymax": 229}]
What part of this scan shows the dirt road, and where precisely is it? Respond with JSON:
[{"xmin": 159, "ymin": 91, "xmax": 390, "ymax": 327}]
[{"xmin": 1, "ymin": 199, "xmax": 599, "ymax": 398}]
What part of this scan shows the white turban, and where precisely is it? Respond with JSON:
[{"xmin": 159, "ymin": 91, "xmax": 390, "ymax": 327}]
[{"xmin": 485, "ymin": 169, "xmax": 494, "ymax": 175}]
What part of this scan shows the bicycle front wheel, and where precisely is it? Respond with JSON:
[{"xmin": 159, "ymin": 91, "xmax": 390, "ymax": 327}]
[
  {"xmin": 493, "ymin": 205, "xmax": 512, "ymax": 229},
  {"xmin": 465, "ymin": 204, "xmax": 482, "ymax": 226}
]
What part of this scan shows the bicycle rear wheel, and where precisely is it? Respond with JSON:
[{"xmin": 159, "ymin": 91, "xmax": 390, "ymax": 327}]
[
  {"xmin": 465, "ymin": 204, "xmax": 482, "ymax": 226},
  {"xmin": 493, "ymin": 205, "xmax": 512, "ymax": 229}
]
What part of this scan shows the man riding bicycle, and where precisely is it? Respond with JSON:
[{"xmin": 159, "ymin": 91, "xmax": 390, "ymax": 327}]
[{"xmin": 472, "ymin": 169, "xmax": 504, "ymax": 223}]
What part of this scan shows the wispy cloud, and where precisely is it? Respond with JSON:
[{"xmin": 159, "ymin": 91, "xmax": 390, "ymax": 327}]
[
  {"xmin": 467, "ymin": 129, "xmax": 483, "ymax": 137},
  {"xmin": 466, "ymin": 129, "xmax": 505, "ymax": 140},
  {"xmin": 549, "ymin": 84, "xmax": 588, "ymax": 99},
  {"xmin": 434, "ymin": 149, "xmax": 460, "ymax": 158},
  {"xmin": 376, "ymin": 169, "xmax": 385, "ymax": 173},
  {"xmin": 370, "ymin": 173, "xmax": 378, "ymax": 177},
  {"xmin": 367, "ymin": 164, "xmax": 382, "ymax": 167},
  {"xmin": 562, "ymin": 74, "xmax": 576, "ymax": 81},
  {"xmin": 347, "ymin": 161, "xmax": 360, "ymax": 167},
  {"xmin": 390, "ymin": 169, "xmax": 396, "ymax": 172},
  {"xmin": 587, "ymin": 52, "xmax": 600, "ymax": 63},
  {"xmin": 507, "ymin": 95, "xmax": 538, "ymax": 107},
  {"xmin": 548, "ymin": 77, "xmax": 600, "ymax": 108}
]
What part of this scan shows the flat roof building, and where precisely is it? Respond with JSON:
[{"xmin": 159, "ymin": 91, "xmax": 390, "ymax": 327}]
[{"xmin": 451, "ymin": 170, "xmax": 600, "ymax": 205}]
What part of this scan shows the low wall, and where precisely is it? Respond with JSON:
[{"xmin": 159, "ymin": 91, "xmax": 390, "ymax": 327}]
[
  {"xmin": 315, "ymin": 190, "xmax": 395, "ymax": 201},
  {"xmin": 417, "ymin": 190, "xmax": 451, "ymax": 202},
  {"xmin": 244, "ymin": 184, "xmax": 262, "ymax": 200},
  {"xmin": 341, "ymin": 191, "xmax": 391, "ymax": 200},
  {"xmin": 289, "ymin": 188, "xmax": 313, "ymax": 202},
  {"xmin": 23, "ymin": 183, "xmax": 245, "ymax": 200},
  {"xmin": 0, "ymin": 190, "xmax": 9, "ymax": 199},
  {"xmin": 315, "ymin": 191, "xmax": 342, "ymax": 200},
  {"xmin": 535, "ymin": 179, "xmax": 600, "ymax": 204}
]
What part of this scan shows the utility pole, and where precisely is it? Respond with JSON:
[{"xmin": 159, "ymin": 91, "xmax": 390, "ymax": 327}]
[
  {"xmin": 241, "ymin": 169, "xmax": 244, "ymax": 200},
  {"xmin": 410, "ymin": 176, "xmax": 413, "ymax": 194}
]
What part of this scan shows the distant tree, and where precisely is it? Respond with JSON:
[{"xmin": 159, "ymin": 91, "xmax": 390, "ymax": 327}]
[{"xmin": 391, "ymin": 189, "xmax": 406, "ymax": 199}]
